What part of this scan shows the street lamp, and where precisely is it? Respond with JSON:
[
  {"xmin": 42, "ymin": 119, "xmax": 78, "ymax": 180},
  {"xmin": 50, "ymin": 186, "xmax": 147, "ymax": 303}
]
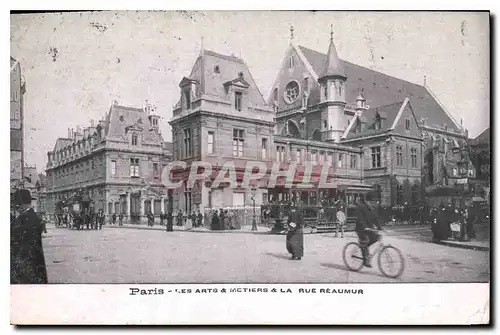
[{"xmin": 250, "ymin": 186, "xmax": 257, "ymax": 231}]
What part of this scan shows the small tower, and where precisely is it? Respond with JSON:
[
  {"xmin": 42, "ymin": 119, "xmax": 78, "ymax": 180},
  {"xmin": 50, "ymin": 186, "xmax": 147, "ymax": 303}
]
[
  {"xmin": 318, "ymin": 25, "xmax": 347, "ymax": 142},
  {"xmin": 355, "ymin": 88, "xmax": 369, "ymax": 112},
  {"xmin": 145, "ymin": 101, "xmax": 160, "ymax": 131}
]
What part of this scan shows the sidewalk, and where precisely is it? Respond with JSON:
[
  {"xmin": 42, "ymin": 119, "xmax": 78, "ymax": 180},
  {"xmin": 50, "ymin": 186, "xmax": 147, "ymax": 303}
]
[
  {"xmin": 105, "ymin": 223, "xmax": 272, "ymax": 234},
  {"xmin": 434, "ymin": 224, "xmax": 490, "ymax": 252}
]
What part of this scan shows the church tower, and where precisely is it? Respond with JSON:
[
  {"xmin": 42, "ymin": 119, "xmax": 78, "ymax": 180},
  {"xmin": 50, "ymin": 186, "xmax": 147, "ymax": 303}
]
[{"xmin": 318, "ymin": 25, "xmax": 347, "ymax": 142}]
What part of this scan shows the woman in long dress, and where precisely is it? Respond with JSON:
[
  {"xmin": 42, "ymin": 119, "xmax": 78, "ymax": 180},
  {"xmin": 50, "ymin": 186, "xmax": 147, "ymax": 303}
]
[
  {"xmin": 185, "ymin": 212, "xmax": 193, "ymax": 230},
  {"xmin": 286, "ymin": 206, "xmax": 304, "ymax": 260}
]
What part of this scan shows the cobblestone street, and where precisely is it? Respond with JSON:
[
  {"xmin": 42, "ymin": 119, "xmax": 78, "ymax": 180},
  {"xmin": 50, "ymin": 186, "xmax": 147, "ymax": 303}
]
[{"xmin": 43, "ymin": 225, "xmax": 490, "ymax": 284}]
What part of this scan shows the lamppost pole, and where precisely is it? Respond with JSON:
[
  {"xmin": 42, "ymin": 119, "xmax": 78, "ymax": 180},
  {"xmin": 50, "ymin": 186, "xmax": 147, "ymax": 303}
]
[{"xmin": 251, "ymin": 186, "xmax": 257, "ymax": 231}]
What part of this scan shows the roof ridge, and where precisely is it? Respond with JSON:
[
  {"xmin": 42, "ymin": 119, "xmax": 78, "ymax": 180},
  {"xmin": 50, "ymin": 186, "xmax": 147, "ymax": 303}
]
[
  {"xmin": 371, "ymin": 100, "xmax": 407, "ymax": 110},
  {"xmin": 204, "ymin": 49, "xmax": 244, "ymax": 63},
  {"xmin": 298, "ymin": 44, "xmax": 425, "ymax": 88}
]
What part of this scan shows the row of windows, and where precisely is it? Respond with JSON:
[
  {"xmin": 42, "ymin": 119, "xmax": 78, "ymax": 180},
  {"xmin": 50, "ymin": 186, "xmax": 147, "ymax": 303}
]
[
  {"xmin": 278, "ymin": 147, "xmax": 359, "ymax": 169},
  {"xmin": 109, "ymin": 159, "xmax": 162, "ymax": 179},
  {"xmin": 396, "ymin": 146, "xmax": 420, "ymax": 169}
]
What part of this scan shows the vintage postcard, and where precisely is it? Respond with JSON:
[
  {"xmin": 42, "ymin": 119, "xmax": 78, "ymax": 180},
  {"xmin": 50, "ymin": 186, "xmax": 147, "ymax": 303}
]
[{"xmin": 9, "ymin": 10, "xmax": 490, "ymax": 325}]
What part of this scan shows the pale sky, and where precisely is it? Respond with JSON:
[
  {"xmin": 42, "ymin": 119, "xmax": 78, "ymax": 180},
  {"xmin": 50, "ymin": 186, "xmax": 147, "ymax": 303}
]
[{"xmin": 10, "ymin": 11, "xmax": 490, "ymax": 173}]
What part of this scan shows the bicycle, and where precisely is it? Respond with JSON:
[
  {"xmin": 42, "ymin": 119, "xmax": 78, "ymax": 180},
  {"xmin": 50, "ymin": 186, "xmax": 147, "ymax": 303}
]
[{"xmin": 342, "ymin": 229, "xmax": 405, "ymax": 278}]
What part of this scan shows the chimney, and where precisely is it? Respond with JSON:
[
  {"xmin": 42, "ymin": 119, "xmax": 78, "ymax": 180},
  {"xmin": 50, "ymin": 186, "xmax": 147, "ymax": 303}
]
[{"xmin": 68, "ymin": 128, "xmax": 71, "ymax": 138}]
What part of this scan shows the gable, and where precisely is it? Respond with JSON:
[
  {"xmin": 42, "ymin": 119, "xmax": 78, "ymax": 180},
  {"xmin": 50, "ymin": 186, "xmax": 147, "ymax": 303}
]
[
  {"xmin": 392, "ymin": 101, "xmax": 422, "ymax": 138},
  {"xmin": 344, "ymin": 101, "xmax": 404, "ymax": 139},
  {"xmin": 297, "ymin": 45, "xmax": 461, "ymax": 132},
  {"xmin": 269, "ymin": 45, "xmax": 319, "ymax": 112}
]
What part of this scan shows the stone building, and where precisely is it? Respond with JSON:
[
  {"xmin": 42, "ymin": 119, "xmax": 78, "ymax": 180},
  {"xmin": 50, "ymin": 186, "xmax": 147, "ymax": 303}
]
[
  {"xmin": 170, "ymin": 46, "xmax": 369, "ymax": 213},
  {"xmin": 45, "ymin": 102, "xmax": 172, "ymax": 222},
  {"xmin": 10, "ymin": 57, "xmax": 26, "ymax": 193},
  {"xmin": 269, "ymin": 28, "xmax": 471, "ymax": 206}
]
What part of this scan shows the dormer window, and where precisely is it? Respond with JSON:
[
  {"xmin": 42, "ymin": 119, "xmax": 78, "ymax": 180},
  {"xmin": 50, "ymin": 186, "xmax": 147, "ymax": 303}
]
[
  {"xmin": 152, "ymin": 118, "xmax": 158, "ymax": 126},
  {"xmin": 235, "ymin": 91, "xmax": 242, "ymax": 111},
  {"xmin": 184, "ymin": 90, "xmax": 191, "ymax": 109},
  {"xmin": 131, "ymin": 133, "xmax": 138, "ymax": 146},
  {"xmin": 214, "ymin": 65, "xmax": 220, "ymax": 73},
  {"xmin": 238, "ymin": 72, "xmax": 244, "ymax": 78}
]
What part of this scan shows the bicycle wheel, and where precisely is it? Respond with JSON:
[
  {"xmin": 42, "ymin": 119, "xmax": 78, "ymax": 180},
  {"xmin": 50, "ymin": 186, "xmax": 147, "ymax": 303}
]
[
  {"xmin": 378, "ymin": 245, "xmax": 405, "ymax": 278},
  {"xmin": 342, "ymin": 242, "xmax": 364, "ymax": 272}
]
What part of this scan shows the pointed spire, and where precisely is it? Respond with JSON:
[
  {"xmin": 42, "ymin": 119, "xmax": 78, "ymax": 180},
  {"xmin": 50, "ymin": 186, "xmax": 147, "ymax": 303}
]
[
  {"xmin": 200, "ymin": 36, "xmax": 204, "ymax": 56},
  {"xmin": 319, "ymin": 25, "xmax": 347, "ymax": 80},
  {"xmin": 290, "ymin": 25, "xmax": 294, "ymax": 42},
  {"xmin": 356, "ymin": 88, "xmax": 365, "ymax": 101}
]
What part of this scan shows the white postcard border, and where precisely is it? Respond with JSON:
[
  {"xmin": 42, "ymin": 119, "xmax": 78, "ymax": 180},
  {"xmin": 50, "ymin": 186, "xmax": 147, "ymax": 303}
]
[{"xmin": 11, "ymin": 283, "xmax": 489, "ymax": 325}]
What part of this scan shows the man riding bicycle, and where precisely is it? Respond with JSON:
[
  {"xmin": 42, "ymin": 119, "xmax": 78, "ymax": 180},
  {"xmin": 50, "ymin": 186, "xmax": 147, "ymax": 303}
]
[{"xmin": 354, "ymin": 196, "xmax": 383, "ymax": 267}]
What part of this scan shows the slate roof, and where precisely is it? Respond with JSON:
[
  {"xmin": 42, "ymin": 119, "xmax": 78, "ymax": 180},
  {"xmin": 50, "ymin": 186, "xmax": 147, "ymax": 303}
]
[
  {"xmin": 319, "ymin": 39, "xmax": 347, "ymax": 79},
  {"xmin": 177, "ymin": 49, "xmax": 267, "ymax": 107},
  {"xmin": 298, "ymin": 45, "xmax": 460, "ymax": 132},
  {"xmin": 469, "ymin": 127, "xmax": 490, "ymax": 146},
  {"xmin": 52, "ymin": 138, "xmax": 73, "ymax": 152},
  {"xmin": 105, "ymin": 104, "xmax": 163, "ymax": 143}
]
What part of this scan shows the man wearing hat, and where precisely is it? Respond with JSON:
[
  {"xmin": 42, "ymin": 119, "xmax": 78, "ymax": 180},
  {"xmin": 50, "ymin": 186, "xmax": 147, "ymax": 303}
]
[
  {"xmin": 11, "ymin": 189, "xmax": 48, "ymax": 284},
  {"xmin": 286, "ymin": 202, "xmax": 304, "ymax": 260}
]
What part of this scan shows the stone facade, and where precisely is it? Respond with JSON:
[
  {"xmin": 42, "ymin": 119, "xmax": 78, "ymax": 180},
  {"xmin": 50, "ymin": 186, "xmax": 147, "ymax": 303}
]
[
  {"xmin": 268, "ymin": 31, "xmax": 471, "ymax": 206},
  {"xmin": 45, "ymin": 102, "xmax": 172, "ymax": 222}
]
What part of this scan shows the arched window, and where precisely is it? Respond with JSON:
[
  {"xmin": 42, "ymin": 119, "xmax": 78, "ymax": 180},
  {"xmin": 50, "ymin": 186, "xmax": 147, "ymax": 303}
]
[
  {"xmin": 312, "ymin": 129, "xmax": 322, "ymax": 141},
  {"xmin": 288, "ymin": 55, "xmax": 294, "ymax": 69},
  {"xmin": 288, "ymin": 121, "xmax": 301, "ymax": 138}
]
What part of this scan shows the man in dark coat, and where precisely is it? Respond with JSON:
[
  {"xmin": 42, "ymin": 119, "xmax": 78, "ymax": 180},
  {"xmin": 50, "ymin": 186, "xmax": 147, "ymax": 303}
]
[
  {"xmin": 160, "ymin": 212, "xmax": 165, "ymax": 226},
  {"xmin": 118, "ymin": 213, "xmax": 124, "ymax": 226},
  {"xmin": 112, "ymin": 213, "xmax": 117, "ymax": 225},
  {"xmin": 97, "ymin": 210, "xmax": 105, "ymax": 230},
  {"xmin": 166, "ymin": 211, "xmax": 174, "ymax": 232},
  {"xmin": 147, "ymin": 211, "xmax": 155, "ymax": 227},
  {"xmin": 11, "ymin": 189, "xmax": 48, "ymax": 284},
  {"xmin": 354, "ymin": 197, "xmax": 382, "ymax": 267},
  {"xmin": 286, "ymin": 205, "xmax": 304, "ymax": 260},
  {"xmin": 219, "ymin": 209, "xmax": 225, "ymax": 230},
  {"xmin": 177, "ymin": 210, "xmax": 184, "ymax": 226},
  {"xmin": 211, "ymin": 210, "xmax": 219, "ymax": 230}
]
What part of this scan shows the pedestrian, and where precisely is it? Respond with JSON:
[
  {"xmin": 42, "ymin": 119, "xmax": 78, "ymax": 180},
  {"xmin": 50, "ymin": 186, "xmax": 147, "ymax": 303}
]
[
  {"xmin": 219, "ymin": 209, "xmax": 225, "ymax": 230},
  {"xmin": 286, "ymin": 204, "xmax": 304, "ymax": 260},
  {"xmin": 97, "ymin": 210, "xmax": 105, "ymax": 230},
  {"xmin": 166, "ymin": 210, "xmax": 174, "ymax": 232},
  {"xmin": 11, "ymin": 189, "xmax": 48, "ymax": 284},
  {"xmin": 112, "ymin": 212, "xmax": 117, "ymax": 225},
  {"xmin": 160, "ymin": 212, "xmax": 165, "ymax": 226},
  {"xmin": 185, "ymin": 212, "xmax": 193, "ymax": 230},
  {"xmin": 119, "ymin": 213, "xmax": 124, "ymax": 226},
  {"xmin": 147, "ymin": 211, "xmax": 155, "ymax": 227},
  {"xmin": 336, "ymin": 205, "xmax": 346, "ymax": 238},
  {"xmin": 197, "ymin": 210, "xmax": 203, "ymax": 228},
  {"xmin": 211, "ymin": 209, "xmax": 219, "ymax": 230},
  {"xmin": 177, "ymin": 210, "xmax": 184, "ymax": 226}
]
